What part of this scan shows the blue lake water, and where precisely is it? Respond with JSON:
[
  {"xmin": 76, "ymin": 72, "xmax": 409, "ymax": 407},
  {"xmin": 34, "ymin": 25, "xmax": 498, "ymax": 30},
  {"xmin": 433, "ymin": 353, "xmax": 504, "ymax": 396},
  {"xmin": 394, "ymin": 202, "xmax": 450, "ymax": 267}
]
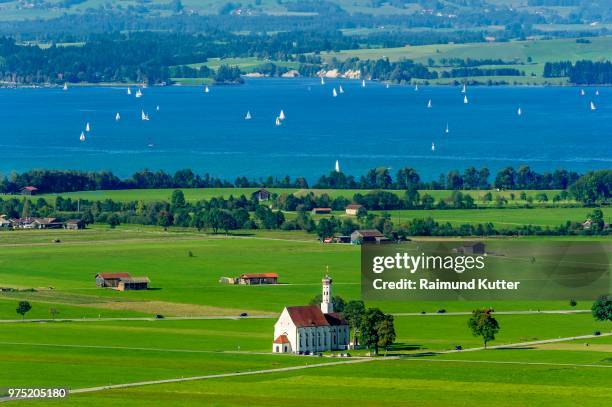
[{"xmin": 0, "ymin": 78, "xmax": 609, "ymax": 181}]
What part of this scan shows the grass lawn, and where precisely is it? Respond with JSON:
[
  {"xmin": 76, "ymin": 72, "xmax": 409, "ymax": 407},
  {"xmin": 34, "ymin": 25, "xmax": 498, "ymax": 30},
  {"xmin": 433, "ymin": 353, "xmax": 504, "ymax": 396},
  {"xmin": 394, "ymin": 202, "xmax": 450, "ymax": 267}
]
[{"xmin": 19, "ymin": 344, "xmax": 612, "ymax": 406}]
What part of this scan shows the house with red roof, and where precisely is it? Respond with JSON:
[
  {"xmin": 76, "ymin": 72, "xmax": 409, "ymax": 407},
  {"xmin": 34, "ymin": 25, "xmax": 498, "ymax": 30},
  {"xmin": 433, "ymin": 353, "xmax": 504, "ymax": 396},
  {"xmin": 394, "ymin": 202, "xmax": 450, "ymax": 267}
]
[{"xmin": 272, "ymin": 275, "xmax": 349, "ymax": 354}]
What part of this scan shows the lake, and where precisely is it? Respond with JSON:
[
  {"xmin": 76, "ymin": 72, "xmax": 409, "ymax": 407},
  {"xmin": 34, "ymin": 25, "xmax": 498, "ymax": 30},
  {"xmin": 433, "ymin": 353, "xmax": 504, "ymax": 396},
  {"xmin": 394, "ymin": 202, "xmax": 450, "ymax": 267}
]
[{"xmin": 0, "ymin": 78, "xmax": 609, "ymax": 181}]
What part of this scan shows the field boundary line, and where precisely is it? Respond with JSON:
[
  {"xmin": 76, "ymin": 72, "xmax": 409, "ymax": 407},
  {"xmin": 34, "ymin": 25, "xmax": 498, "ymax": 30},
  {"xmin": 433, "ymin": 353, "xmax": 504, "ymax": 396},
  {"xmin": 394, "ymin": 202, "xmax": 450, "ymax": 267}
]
[{"xmin": 402, "ymin": 358, "xmax": 612, "ymax": 369}]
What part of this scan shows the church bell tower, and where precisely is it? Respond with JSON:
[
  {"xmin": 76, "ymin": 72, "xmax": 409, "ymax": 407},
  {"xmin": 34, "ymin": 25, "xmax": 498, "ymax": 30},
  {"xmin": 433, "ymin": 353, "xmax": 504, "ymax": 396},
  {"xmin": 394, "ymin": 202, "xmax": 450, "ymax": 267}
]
[{"xmin": 321, "ymin": 273, "xmax": 333, "ymax": 314}]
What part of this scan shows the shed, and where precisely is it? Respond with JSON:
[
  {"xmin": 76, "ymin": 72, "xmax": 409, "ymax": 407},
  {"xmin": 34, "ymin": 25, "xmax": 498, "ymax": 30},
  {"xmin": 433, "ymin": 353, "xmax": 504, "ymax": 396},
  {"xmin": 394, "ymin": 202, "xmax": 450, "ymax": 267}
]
[
  {"xmin": 95, "ymin": 272, "xmax": 132, "ymax": 288},
  {"xmin": 350, "ymin": 229, "xmax": 385, "ymax": 244},
  {"xmin": 117, "ymin": 277, "xmax": 150, "ymax": 291},
  {"xmin": 65, "ymin": 219, "xmax": 85, "ymax": 230},
  {"xmin": 311, "ymin": 208, "xmax": 332, "ymax": 215},
  {"xmin": 239, "ymin": 273, "xmax": 279, "ymax": 285},
  {"xmin": 345, "ymin": 204, "xmax": 365, "ymax": 216},
  {"xmin": 252, "ymin": 188, "xmax": 271, "ymax": 201}
]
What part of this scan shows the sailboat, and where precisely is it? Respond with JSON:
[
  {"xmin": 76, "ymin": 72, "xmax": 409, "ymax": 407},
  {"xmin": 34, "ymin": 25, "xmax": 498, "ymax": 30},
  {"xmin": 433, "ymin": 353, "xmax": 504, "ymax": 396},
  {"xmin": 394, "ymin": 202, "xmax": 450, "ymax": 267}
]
[
  {"xmin": 445, "ymin": 123, "xmax": 449, "ymax": 134},
  {"xmin": 275, "ymin": 117, "xmax": 281, "ymax": 126},
  {"xmin": 141, "ymin": 110, "xmax": 150, "ymax": 121},
  {"xmin": 63, "ymin": 83, "xmax": 68, "ymax": 91},
  {"xmin": 245, "ymin": 111, "xmax": 252, "ymax": 120},
  {"xmin": 204, "ymin": 85, "xmax": 210, "ymax": 93},
  {"xmin": 361, "ymin": 79, "xmax": 366, "ymax": 88},
  {"xmin": 85, "ymin": 122, "xmax": 90, "ymax": 132},
  {"xmin": 580, "ymin": 89, "xmax": 585, "ymax": 96},
  {"xmin": 335, "ymin": 160, "xmax": 340, "ymax": 172},
  {"xmin": 463, "ymin": 95, "xmax": 468, "ymax": 104},
  {"xmin": 386, "ymin": 83, "xmax": 390, "ymax": 89},
  {"xmin": 279, "ymin": 110, "xmax": 285, "ymax": 120},
  {"xmin": 590, "ymin": 101, "xmax": 596, "ymax": 111},
  {"xmin": 332, "ymin": 88, "xmax": 338, "ymax": 97},
  {"xmin": 135, "ymin": 89, "xmax": 142, "ymax": 98},
  {"xmin": 461, "ymin": 84, "xmax": 466, "ymax": 93},
  {"xmin": 156, "ymin": 105, "xmax": 160, "ymax": 111},
  {"xmin": 339, "ymin": 85, "xmax": 344, "ymax": 94},
  {"xmin": 414, "ymin": 84, "xmax": 419, "ymax": 91},
  {"xmin": 79, "ymin": 132, "xmax": 86, "ymax": 142},
  {"xmin": 431, "ymin": 142, "xmax": 436, "ymax": 152},
  {"xmin": 595, "ymin": 89, "xmax": 600, "ymax": 96},
  {"xmin": 127, "ymin": 87, "xmax": 132, "ymax": 95},
  {"xmin": 320, "ymin": 77, "xmax": 325, "ymax": 85},
  {"xmin": 517, "ymin": 107, "xmax": 522, "ymax": 116},
  {"xmin": 115, "ymin": 112, "xmax": 121, "ymax": 121},
  {"xmin": 427, "ymin": 99, "xmax": 432, "ymax": 108}
]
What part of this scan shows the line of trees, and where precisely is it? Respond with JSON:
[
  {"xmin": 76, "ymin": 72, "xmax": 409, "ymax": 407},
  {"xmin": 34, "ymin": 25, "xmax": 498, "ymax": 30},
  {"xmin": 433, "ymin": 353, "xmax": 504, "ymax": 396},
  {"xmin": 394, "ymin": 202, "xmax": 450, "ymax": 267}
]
[
  {"xmin": 1, "ymin": 167, "xmax": 608, "ymax": 205},
  {"xmin": 543, "ymin": 60, "xmax": 612, "ymax": 84}
]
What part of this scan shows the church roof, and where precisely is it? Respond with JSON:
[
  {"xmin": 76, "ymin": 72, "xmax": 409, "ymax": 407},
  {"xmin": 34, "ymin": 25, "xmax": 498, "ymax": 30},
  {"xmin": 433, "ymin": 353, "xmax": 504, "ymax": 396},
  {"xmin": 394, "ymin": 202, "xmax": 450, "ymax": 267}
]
[
  {"xmin": 324, "ymin": 312, "xmax": 347, "ymax": 326},
  {"xmin": 273, "ymin": 335, "xmax": 290, "ymax": 344},
  {"xmin": 286, "ymin": 305, "xmax": 330, "ymax": 327}
]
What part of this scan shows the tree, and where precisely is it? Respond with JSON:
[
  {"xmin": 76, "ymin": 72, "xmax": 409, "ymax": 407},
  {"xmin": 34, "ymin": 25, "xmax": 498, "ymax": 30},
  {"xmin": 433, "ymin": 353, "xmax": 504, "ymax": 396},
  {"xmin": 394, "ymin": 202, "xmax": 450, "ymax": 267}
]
[
  {"xmin": 107, "ymin": 213, "xmax": 120, "ymax": 229},
  {"xmin": 359, "ymin": 307, "xmax": 387, "ymax": 355},
  {"xmin": 591, "ymin": 295, "xmax": 612, "ymax": 322},
  {"xmin": 157, "ymin": 210, "xmax": 174, "ymax": 228},
  {"xmin": 376, "ymin": 316, "xmax": 396, "ymax": 356},
  {"xmin": 16, "ymin": 301, "xmax": 32, "ymax": 319},
  {"xmin": 468, "ymin": 308, "xmax": 500, "ymax": 348},
  {"xmin": 171, "ymin": 189, "xmax": 186, "ymax": 208},
  {"xmin": 343, "ymin": 300, "xmax": 365, "ymax": 347}
]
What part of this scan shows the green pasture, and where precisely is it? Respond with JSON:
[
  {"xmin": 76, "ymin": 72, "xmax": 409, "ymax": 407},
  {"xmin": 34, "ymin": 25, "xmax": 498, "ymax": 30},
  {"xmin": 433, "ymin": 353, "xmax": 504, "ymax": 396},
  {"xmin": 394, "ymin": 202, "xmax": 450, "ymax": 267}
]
[{"xmin": 19, "ymin": 343, "xmax": 612, "ymax": 406}]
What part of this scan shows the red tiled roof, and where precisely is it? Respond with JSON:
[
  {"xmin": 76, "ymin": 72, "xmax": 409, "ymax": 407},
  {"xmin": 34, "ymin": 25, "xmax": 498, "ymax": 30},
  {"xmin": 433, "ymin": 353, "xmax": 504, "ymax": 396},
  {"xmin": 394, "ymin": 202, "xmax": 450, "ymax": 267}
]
[
  {"xmin": 313, "ymin": 208, "xmax": 332, "ymax": 211},
  {"xmin": 345, "ymin": 204, "xmax": 363, "ymax": 210},
  {"xmin": 286, "ymin": 305, "xmax": 329, "ymax": 327},
  {"xmin": 96, "ymin": 273, "xmax": 132, "ymax": 279},
  {"xmin": 324, "ymin": 312, "xmax": 348, "ymax": 326},
  {"xmin": 240, "ymin": 273, "xmax": 278, "ymax": 279},
  {"xmin": 22, "ymin": 186, "xmax": 38, "ymax": 191},
  {"xmin": 273, "ymin": 335, "xmax": 290, "ymax": 344}
]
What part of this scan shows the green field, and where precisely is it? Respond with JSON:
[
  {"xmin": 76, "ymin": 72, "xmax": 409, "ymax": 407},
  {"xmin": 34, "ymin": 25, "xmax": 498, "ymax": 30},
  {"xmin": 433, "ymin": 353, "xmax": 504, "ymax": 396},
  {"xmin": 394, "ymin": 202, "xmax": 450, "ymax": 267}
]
[
  {"xmin": 324, "ymin": 36, "xmax": 612, "ymax": 84},
  {"xmin": 0, "ymin": 225, "xmax": 610, "ymax": 405}
]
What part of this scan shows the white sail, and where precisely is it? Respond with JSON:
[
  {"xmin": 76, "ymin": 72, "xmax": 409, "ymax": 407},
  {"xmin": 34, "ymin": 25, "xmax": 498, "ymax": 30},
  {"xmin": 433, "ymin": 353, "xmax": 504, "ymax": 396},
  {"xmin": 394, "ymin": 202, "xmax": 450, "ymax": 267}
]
[
  {"xmin": 141, "ymin": 110, "xmax": 149, "ymax": 121},
  {"xmin": 115, "ymin": 112, "xmax": 121, "ymax": 121},
  {"xmin": 580, "ymin": 89, "xmax": 585, "ymax": 96},
  {"xmin": 279, "ymin": 110, "xmax": 285, "ymax": 120},
  {"xmin": 135, "ymin": 89, "xmax": 142, "ymax": 98},
  {"xmin": 339, "ymin": 85, "xmax": 344, "ymax": 93},
  {"xmin": 362, "ymin": 79, "xmax": 366, "ymax": 88},
  {"xmin": 427, "ymin": 99, "xmax": 432, "ymax": 108},
  {"xmin": 595, "ymin": 89, "xmax": 600, "ymax": 96},
  {"xmin": 79, "ymin": 132, "xmax": 85, "ymax": 142},
  {"xmin": 63, "ymin": 83, "xmax": 68, "ymax": 91},
  {"xmin": 332, "ymin": 88, "xmax": 338, "ymax": 97},
  {"xmin": 85, "ymin": 122, "xmax": 90, "ymax": 132},
  {"xmin": 517, "ymin": 107, "xmax": 522, "ymax": 116},
  {"xmin": 386, "ymin": 83, "xmax": 390, "ymax": 89},
  {"xmin": 431, "ymin": 142, "xmax": 436, "ymax": 151},
  {"xmin": 590, "ymin": 101, "xmax": 596, "ymax": 110},
  {"xmin": 205, "ymin": 85, "xmax": 209, "ymax": 93},
  {"xmin": 445, "ymin": 123, "xmax": 449, "ymax": 134},
  {"xmin": 127, "ymin": 87, "xmax": 132, "ymax": 95},
  {"xmin": 245, "ymin": 111, "xmax": 252, "ymax": 120},
  {"xmin": 335, "ymin": 160, "xmax": 340, "ymax": 172},
  {"xmin": 321, "ymin": 77, "xmax": 325, "ymax": 85},
  {"xmin": 275, "ymin": 117, "xmax": 281, "ymax": 126},
  {"xmin": 156, "ymin": 105, "xmax": 160, "ymax": 111},
  {"xmin": 461, "ymin": 84, "xmax": 466, "ymax": 93},
  {"xmin": 414, "ymin": 84, "xmax": 418, "ymax": 91},
  {"xmin": 463, "ymin": 95, "xmax": 468, "ymax": 104}
]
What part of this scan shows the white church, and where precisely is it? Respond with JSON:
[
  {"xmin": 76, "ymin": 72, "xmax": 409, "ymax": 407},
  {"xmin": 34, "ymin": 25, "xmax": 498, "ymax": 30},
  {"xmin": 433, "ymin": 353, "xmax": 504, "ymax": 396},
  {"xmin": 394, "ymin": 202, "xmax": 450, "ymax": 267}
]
[{"xmin": 273, "ymin": 275, "xmax": 349, "ymax": 354}]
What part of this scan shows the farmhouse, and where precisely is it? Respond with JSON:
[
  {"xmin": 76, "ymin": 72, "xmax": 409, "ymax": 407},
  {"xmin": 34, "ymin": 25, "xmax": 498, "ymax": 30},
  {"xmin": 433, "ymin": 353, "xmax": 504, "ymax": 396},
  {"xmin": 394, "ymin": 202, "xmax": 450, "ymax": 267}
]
[
  {"xmin": 272, "ymin": 275, "xmax": 349, "ymax": 354},
  {"xmin": 117, "ymin": 277, "xmax": 150, "ymax": 291},
  {"xmin": 20, "ymin": 186, "xmax": 38, "ymax": 196},
  {"xmin": 65, "ymin": 219, "xmax": 85, "ymax": 230},
  {"xmin": 0, "ymin": 216, "xmax": 11, "ymax": 229},
  {"xmin": 456, "ymin": 242, "xmax": 486, "ymax": 255},
  {"xmin": 345, "ymin": 204, "xmax": 365, "ymax": 216},
  {"xmin": 239, "ymin": 273, "xmax": 278, "ymax": 285},
  {"xmin": 311, "ymin": 208, "xmax": 332, "ymax": 215},
  {"xmin": 350, "ymin": 229, "xmax": 389, "ymax": 244},
  {"xmin": 10, "ymin": 217, "xmax": 37, "ymax": 229},
  {"xmin": 33, "ymin": 217, "xmax": 64, "ymax": 229},
  {"xmin": 252, "ymin": 188, "xmax": 271, "ymax": 201},
  {"xmin": 95, "ymin": 273, "xmax": 132, "ymax": 288}
]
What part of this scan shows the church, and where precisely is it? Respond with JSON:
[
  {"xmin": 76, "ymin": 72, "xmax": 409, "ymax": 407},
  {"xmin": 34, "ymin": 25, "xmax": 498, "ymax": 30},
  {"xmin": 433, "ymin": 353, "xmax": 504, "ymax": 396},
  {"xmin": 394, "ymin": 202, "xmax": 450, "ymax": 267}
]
[{"xmin": 272, "ymin": 275, "xmax": 349, "ymax": 354}]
